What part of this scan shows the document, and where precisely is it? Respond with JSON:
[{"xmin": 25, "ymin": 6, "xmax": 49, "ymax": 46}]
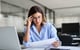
[{"xmin": 29, "ymin": 38, "xmax": 56, "ymax": 47}]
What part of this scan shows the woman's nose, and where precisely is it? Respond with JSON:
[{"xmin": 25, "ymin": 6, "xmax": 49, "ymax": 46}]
[{"xmin": 36, "ymin": 19, "xmax": 39, "ymax": 22}]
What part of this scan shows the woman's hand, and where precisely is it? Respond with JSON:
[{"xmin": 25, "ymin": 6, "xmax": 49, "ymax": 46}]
[
  {"xmin": 23, "ymin": 16, "xmax": 33, "ymax": 42},
  {"xmin": 52, "ymin": 41, "xmax": 60, "ymax": 47},
  {"xmin": 26, "ymin": 16, "xmax": 33, "ymax": 27}
]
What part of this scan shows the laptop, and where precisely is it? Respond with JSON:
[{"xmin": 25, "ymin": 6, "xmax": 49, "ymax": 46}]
[{"xmin": 0, "ymin": 26, "xmax": 23, "ymax": 50}]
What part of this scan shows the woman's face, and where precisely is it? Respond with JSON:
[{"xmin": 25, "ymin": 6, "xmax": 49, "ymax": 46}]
[{"xmin": 32, "ymin": 12, "xmax": 42, "ymax": 26}]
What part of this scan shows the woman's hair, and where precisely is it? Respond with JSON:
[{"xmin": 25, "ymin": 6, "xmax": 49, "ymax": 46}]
[{"xmin": 28, "ymin": 6, "xmax": 46, "ymax": 26}]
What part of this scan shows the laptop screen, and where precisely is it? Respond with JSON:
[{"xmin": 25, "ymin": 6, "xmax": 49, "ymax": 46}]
[{"xmin": 0, "ymin": 26, "xmax": 21, "ymax": 50}]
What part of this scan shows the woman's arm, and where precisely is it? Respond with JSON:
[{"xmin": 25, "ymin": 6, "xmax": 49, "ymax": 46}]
[
  {"xmin": 23, "ymin": 26, "xmax": 30, "ymax": 42},
  {"xmin": 49, "ymin": 23, "xmax": 61, "ymax": 47},
  {"xmin": 23, "ymin": 16, "xmax": 32, "ymax": 42}
]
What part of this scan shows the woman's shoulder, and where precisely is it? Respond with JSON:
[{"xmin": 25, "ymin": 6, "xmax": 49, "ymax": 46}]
[
  {"xmin": 44, "ymin": 22, "xmax": 54, "ymax": 27},
  {"xmin": 44, "ymin": 22, "xmax": 56, "ymax": 30}
]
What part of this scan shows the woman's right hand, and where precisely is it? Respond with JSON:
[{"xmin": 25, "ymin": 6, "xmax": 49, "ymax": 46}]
[
  {"xmin": 52, "ymin": 41, "xmax": 60, "ymax": 47},
  {"xmin": 26, "ymin": 16, "xmax": 33, "ymax": 27},
  {"xmin": 24, "ymin": 16, "xmax": 33, "ymax": 42}
]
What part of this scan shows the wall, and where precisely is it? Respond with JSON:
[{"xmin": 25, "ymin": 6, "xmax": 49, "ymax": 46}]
[
  {"xmin": 0, "ymin": 2, "xmax": 1, "ymax": 12},
  {"xmin": 55, "ymin": 16, "xmax": 80, "ymax": 28},
  {"xmin": 0, "ymin": 14, "xmax": 24, "ymax": 32}
]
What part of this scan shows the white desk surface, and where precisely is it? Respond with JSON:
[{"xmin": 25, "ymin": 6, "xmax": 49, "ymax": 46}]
[{"xmin": 22, "ymin": 46, "xmax": 80, "ymax": 50}]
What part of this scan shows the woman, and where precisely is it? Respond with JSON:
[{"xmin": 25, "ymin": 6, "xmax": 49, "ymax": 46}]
[{"xmin": 23, "ymin": 6, "xmax": 61, "ymax": 47}]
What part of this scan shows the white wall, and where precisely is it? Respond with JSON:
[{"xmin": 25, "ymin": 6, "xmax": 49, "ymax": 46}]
[
  {"xmin": 8, "ymin": 15, "xmax": 24, "ymax": 32},
  {"xmin": 0, "ymin": 1, "xmax": 1, "ymax": 12},
  {"xmin": 0, "ymin": 14, "xmax": 24, "ymax": 32},
  {"xmin": 55, "ymin": 16, "xmax": 80, "ymax": 28},
  {"xmin": 0, "ymin": 14, "xmax": 7, "ymax": 26}
]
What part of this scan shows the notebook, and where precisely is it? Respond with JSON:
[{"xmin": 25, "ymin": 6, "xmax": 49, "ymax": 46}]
[{"xmin": 0, "ymin": 26, "xmax": 22, "ymax": 50}]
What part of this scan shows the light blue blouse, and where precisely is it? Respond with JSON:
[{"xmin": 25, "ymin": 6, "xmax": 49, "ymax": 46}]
[{"xmin": 23, "ymin": 22, "xmax": 60, "ymax": 47}]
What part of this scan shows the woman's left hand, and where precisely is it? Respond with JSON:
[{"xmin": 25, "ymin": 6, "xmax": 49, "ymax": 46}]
[{"xmin": 52, "ymin": 41, "xmax": 60, "ymax": 47}]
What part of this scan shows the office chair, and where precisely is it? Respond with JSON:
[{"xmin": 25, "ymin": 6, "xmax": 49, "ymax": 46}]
[
  {"xmin": 18, "ymin": 32, "xmax": 24, "ymax": 45},
  {"xmin": 59, "ymin": 34, "xmax": 79, "ymax": 46},
  {"xmin": 59, "ymin": 35, "xmax": 73, "ymax": 46}
]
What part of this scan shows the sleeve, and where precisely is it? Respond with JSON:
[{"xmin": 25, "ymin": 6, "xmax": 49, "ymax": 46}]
[
  {"xmin": 49, "ymin": 23, "xmax": 62, "ymax": 46},
  {"xmin": 49, "ymin": 23, "xmax": 59, "ymax": 40},
  {"xmin": 23, "ymin": 26, "xmax": 33, "ymax": 47},
  {"xmin": 23, "ymin": 37, "xmax": 33, "ymax": 47}
]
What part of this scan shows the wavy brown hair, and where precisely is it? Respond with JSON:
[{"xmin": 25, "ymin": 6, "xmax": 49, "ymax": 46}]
[{"xmin": 28, "ymin": 6, "xmax": 46, "ymax": 26}]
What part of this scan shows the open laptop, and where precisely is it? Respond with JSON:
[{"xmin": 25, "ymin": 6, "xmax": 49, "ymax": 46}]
[{"xmin": 0, "ymin": 26, "xmax": 23, "ymax": 50}]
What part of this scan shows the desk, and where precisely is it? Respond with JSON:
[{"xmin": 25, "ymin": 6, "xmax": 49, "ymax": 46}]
[{"xmin": 22, "ymin": 46, "xmax": 80, "ymax": 50}]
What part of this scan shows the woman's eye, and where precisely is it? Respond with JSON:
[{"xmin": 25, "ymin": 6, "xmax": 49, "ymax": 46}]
[
  {"xmin": 33, "ymin": 17, "xmax": 36, "ymax": 19},
  {"xmin": 38, "ymin": 16, "xmax": 40, "ymax": 18}
]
